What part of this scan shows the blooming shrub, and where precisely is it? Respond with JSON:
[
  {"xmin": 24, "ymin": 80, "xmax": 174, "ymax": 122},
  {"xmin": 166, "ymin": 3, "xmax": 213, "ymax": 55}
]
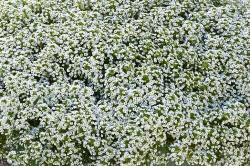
[{"xmin": 0, "ymin": 0, "xmax": 249, "ymax": 165}]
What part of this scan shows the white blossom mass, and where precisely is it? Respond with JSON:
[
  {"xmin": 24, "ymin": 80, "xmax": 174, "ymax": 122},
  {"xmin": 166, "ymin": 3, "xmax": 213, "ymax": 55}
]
[{"xmin": 0, "ymin": 0, "xmax": 249, "ymax": 165}]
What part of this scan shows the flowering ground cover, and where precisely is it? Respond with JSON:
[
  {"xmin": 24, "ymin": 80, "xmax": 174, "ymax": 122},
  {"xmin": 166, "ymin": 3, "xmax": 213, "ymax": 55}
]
[{"xmin": 0, "ymin": 0, "xmax": 249, "ymax": 165}]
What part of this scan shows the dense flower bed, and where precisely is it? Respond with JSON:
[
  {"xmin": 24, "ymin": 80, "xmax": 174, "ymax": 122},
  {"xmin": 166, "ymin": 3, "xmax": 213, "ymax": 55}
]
[{"xmin": 0, "ymin": 0, "xmax": 249, "ymax": 165}]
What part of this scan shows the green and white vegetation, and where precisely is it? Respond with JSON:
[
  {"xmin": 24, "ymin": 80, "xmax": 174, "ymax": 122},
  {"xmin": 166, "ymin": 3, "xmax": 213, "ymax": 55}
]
[{"xmin": 0, "ymin": 0, "xmax": 249, "ymax": 165}]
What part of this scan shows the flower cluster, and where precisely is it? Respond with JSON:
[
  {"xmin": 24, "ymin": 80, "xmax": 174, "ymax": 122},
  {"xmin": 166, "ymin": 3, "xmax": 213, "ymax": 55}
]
[{"xmin": 0, "ymin": 0, "xmax": 249, "ymax": 165}]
